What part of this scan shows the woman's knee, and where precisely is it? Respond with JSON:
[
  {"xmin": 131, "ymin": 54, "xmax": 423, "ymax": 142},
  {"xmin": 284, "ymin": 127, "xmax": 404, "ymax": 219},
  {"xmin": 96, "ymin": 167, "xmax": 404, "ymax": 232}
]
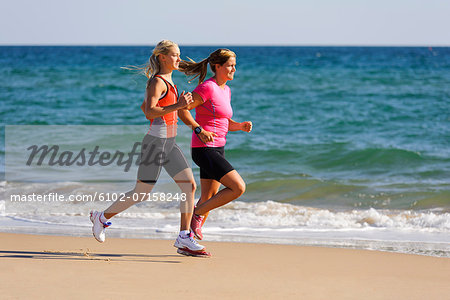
[
  {"xmin": 232, "ymin": 180, "xmax": 246, "ymax": 197},
  {"xmin": 135, "ymin": 180, "xmax": 155, "ymax": 194},
  {"xmin": 180, "ymin": 179, "xmax": 196, "ymax": 193},
  {"xmin": 221, "ymin": 171, "xmax": 246, "ymax": 197},
  {"xmin": 172, "ymin": 177, "xmax": 196, "ymax": 194},
  {"xmin": 190, "ymin": 180, "xmax": 197, "ymax": 193}
]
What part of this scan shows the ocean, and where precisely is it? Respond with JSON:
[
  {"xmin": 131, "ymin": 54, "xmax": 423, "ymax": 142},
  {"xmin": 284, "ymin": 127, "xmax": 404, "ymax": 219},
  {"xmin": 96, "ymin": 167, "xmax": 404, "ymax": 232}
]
[{"xmin": 1, "ymin": 46, "xmax": 449, "ymax": 257}]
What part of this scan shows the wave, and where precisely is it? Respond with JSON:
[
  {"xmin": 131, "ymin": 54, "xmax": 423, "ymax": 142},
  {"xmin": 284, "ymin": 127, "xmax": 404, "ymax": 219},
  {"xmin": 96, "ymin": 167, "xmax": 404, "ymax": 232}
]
[
  {"xmin": 315, "ymin": 147, "xmax": 425, "ymax": 168},
  {"xmin": 212, "ymin": 201, "xmax": 450, "ymax": 231},
  {"xmin": 2, "ymin": 198, "xmax": 449, "ymax": 232},
  {"xmin": 229, "ymin": 144, "xmax": 442, "ymax": 169},
  {"xmin": 2, "ymin": 199, "xmax": 450, "ymax": 254},
  {"xmin": 1, "ymin": 198, "xmax": 449, "ymax": 257},
  {"xmin": 246, "ymin": 176, "xmax": 450, "ymax": 209}
]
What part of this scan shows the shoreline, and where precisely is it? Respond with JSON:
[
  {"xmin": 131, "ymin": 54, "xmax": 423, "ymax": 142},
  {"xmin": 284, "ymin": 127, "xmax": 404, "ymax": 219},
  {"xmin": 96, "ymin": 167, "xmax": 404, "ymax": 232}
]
[
  {"xmin": 1, "ymin": 227, "xmax": 449, "ymax": 259},
  {"xmin": 0, "ymin": 214, "xmax": 449, "ymax": 259},
  {"xmin": 1, "ymin": 232, "xmax": 449, "ymax": 299}
]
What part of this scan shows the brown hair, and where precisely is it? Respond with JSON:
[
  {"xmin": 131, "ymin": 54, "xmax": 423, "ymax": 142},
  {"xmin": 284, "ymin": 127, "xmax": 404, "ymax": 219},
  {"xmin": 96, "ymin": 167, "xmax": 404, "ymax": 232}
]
[{"xmin": 179, "ymin": 48, "xmax": 236, "ymax": 84}]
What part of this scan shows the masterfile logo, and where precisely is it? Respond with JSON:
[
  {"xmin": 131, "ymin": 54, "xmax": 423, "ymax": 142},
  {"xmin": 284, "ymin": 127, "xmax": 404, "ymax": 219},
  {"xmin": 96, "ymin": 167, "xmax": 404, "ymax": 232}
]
[{"xmin": 5, "ymin": 125, "xmax": 179, "ymax": 182}]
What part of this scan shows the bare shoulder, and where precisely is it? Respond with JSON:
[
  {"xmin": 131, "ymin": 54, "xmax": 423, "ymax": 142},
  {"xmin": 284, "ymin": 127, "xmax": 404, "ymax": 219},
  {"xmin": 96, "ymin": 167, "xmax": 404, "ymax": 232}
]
[
  {"xmin": 146, "ymin": 76, "xmax": 167, "ymax": 93},
  {"xmin": 147, "ymin": 76, "xmax": 165, "ymax": 88}
]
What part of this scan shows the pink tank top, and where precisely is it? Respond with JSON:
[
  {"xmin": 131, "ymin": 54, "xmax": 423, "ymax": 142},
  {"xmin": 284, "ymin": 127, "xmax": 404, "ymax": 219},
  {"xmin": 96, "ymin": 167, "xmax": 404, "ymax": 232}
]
[{"xmin": 192, "ymin": 78, "xmax": 233, "ymax": 148}]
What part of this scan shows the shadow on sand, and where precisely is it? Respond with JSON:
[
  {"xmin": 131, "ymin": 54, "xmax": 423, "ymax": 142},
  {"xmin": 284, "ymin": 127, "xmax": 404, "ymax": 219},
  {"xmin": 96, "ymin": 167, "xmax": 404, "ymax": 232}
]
[{"xmin": 0, "ymin": 250, "xmax": 184, "ymax": 264}]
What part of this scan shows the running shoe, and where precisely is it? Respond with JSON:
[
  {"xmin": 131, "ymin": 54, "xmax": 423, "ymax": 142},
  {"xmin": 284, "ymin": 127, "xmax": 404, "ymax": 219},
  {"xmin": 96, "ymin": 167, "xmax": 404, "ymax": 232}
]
[
  {"xmin": 89, "ymin": 210, "xmax": 111, "ymax": 243},
  {"xmin": 173, "ymin": 232, "xmax": 205, "ymax": 251},
  {"xmin": 176, "ymin": 248, "xmax": 211, "ymax": 258},
  {"xmin": 190, "ymin": 213, "xmax": 205, "ymax": 240}
]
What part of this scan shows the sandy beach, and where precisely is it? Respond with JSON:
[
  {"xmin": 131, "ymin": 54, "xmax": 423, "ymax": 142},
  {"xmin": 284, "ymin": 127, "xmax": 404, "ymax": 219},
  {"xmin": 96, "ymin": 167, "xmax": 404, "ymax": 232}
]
[{"xmin": 0, "ymin": 232, "xmax": 448, "ymax": 299}]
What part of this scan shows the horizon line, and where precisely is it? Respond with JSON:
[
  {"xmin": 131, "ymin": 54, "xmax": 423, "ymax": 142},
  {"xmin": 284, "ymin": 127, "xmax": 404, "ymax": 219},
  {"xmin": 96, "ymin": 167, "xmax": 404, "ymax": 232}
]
[{"xmin": 0, "ymin": 43, "xmax": 449, "ymax": 47}]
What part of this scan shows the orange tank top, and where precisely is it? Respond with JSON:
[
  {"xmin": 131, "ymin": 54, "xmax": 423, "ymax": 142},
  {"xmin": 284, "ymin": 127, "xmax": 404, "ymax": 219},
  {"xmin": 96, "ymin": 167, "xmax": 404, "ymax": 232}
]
[{"xmin": 141, "ymin": 75, "xmax": 178, "ymax": 138}]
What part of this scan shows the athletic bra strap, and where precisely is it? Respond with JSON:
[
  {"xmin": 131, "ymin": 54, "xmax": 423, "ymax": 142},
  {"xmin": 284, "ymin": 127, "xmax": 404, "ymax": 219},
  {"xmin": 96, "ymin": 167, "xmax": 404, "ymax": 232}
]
[
  {"xmin": 151, "ymin": 75, "xmax": 168, "ymax": 100},
  {"xmin": 154, "ymin": 75, "xmax": 178, "ymax": 99}
]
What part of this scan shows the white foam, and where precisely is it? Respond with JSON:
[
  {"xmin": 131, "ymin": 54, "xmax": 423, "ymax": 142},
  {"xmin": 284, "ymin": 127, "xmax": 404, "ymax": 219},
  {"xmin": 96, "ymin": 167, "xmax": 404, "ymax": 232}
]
[
  {"xmin": 1, "ymin": 199, "xmax": 449, "ymax": 257},
  {"xmin": 208, "ymin": 201, "xmax": 450, "ymax": 232},
  {"xmin": 0, "ymin": 201, "xmax": 5, "ymax": 216}
]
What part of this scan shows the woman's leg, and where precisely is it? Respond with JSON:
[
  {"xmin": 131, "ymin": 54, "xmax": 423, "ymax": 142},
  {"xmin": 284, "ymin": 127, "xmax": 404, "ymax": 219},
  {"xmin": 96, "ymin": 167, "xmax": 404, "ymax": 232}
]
[
  {"xmin": 197, "ymin": 179, "xmax": 221, "ymax": 206},
  {"xmin": 194, "ymin": 170, "xmax": 245, "ymax": 216},
  {"xmin": 169, "ymin": 155, "xmax": 206, "ymax": 252},
  {"xmin": 195, "ymin": 178, "xmax": 221, "ymax": 221},
  {"xmin": 172, "ymin": 168, "xmax": 196, "ymax": 231},
  {"xmin": 90, "ymin": 179, "xmax": 155, "ymax": 243},
  {"xmin": 163, "ymin": 142, "xmax": 198, "ymax": 232},
  {"xmin": 101, "ymin": 134, "xmax": 165, "ymax": 219},
  {"xmin": 103, "ymin": 180, "xmax": 155, "ymax": 219}
]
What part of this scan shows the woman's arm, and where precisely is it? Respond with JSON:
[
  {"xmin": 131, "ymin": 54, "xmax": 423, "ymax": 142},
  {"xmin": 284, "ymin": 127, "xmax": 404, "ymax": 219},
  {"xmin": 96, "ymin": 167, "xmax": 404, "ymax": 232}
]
[
  {"xmin": 178, "ymin": 92, "xmax": 218, "ymax": 143},
  {"xmin": 228, "ymin": 119, "xmax": 253, "ymax": 132},
  {"xmin": 143, "ymin": 77, "xmax": 192, "ymax": 119}
]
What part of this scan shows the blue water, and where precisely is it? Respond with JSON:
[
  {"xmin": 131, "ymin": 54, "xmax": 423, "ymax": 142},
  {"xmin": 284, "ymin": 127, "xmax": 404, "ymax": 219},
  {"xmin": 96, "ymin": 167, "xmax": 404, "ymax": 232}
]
[
  {"xmin": 1, "ymin": 46, "xmax": 449, "ymax": 209},
  {"xmin": 0, "ymin": 46, "xmax": 449, "ymax": 256}
]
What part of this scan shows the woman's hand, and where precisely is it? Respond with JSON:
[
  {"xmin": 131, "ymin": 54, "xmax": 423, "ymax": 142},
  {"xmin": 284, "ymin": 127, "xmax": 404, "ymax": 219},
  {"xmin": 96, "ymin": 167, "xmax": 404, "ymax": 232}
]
[
  {"xmin": 241, "ymin": 121, "xmax": 253, "ymax": 132},
  {"xmin": 177, "ymin": 91, "xmax": 193, "ymax": 109},
  {"xmin": 198, "ymin": 129, "xmax": 218, "ymax": 143}
]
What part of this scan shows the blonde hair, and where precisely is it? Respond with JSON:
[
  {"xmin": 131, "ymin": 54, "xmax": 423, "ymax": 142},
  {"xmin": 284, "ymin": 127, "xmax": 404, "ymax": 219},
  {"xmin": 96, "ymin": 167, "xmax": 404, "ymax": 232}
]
[
  {"xmin": 122, "ymin": 40, "xmax": 178, "ymax": 80},
  {"xmin": 179, "ymin": 48, "xmax": 236, "ymax": 84}
]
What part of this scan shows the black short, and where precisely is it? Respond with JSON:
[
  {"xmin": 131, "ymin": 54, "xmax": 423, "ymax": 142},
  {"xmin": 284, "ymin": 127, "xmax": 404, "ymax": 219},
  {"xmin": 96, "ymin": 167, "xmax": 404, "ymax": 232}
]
[{"xmin": 191, "ymin": 147, "xmax": 234, "ymax": 181}]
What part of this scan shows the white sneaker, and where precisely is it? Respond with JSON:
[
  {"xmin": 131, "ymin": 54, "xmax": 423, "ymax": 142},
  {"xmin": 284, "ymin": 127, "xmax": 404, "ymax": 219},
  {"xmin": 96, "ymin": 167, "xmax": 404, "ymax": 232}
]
[
  {"xmin": 90, "ymin": 210, "xmax": 111, "ymax": 243},
  {"xmin": 173, "ymin": 232, "xmax": 205, "ymax": 251}
]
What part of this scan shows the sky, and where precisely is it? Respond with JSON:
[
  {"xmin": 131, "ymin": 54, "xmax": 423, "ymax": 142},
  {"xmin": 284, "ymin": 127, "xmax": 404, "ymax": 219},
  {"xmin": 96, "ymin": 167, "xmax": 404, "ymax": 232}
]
[{"xmin": 1, "ymin": 0, "xmax": 449, "ymax": 46}]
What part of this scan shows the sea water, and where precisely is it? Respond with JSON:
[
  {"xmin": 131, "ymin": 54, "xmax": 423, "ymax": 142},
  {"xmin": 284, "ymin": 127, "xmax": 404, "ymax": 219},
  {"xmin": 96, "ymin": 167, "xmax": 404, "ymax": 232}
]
[{"xmin": 1, "ymin": 46, "xmax": 449, "ymax": 257}]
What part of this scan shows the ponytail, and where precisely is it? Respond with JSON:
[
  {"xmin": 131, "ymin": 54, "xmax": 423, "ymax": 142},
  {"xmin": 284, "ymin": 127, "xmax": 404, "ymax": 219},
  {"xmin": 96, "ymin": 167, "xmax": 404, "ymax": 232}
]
[
  {"xmin": 179, "ymin": 48, "xmax": 236, "ymax": 85},
  {"xmin": 179, "ymin": 57, "xmax": 210, "ymax": 84},
  {"xmin": 145, "ymin": 53, "xmax": 161, "ymax": 79}
]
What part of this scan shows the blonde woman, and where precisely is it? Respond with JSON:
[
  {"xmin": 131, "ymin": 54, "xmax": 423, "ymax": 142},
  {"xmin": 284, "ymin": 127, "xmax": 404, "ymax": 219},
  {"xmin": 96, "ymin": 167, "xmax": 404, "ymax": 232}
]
[
  {"xmin": 178, "ymin": 49, "xmax": 252, "ymax": 240},
  {"xmin": 90, "ymin": 40, "xmax": 209, "ymax": 256}
]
